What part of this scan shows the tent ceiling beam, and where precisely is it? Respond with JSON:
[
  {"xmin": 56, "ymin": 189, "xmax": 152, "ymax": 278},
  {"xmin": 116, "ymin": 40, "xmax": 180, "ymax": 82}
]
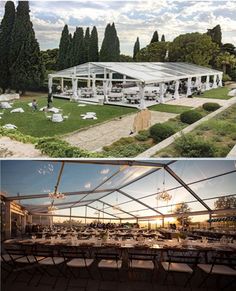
[
  {"xmin": 46, "ymin": 159, "xmax": 174, "ymax": 168},
  {"xmin": 97, "ymin": 199, "xmax": 137, "ymax": 218},
  {"xmin": 70, "ymin": 167, "xmax": 123, "ymax": 208},
  {"xmin": 117, "ymin": 189, "xmax": 163, "ymax": 216},
  {"xmin": 164, "ymin": 165, "xmax": 212, "ymax": 212},
  {"xmin": 103, "ymin": 169, "xmax": 236, "ymax": 211},
  {"xmin": 5, "ymin": 188, "xmax": 117, "ymax": 201},
  {"xmin": 87, "ymin": 205, "xmax": 119, "ymax": 219}
]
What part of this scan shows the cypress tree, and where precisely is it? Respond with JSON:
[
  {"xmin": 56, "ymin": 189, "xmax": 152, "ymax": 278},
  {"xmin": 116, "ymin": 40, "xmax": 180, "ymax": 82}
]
[
  {"xmin": 9, "ymin": 0, "xmax": 44, "ymax": 93},
  {"xmin": 84, "ymin": 27, "xmax": 90, "ymax": 62},
  {"xmin": 89, "ymin": 26, "xmax": 99, "ymax": 62},
  {"xmin": 150, "ymin": 31, "xmax": 159, "ymax": 44},
  {"xmin": 161, "ymin": 34, "xmax": 165, "ymax": 42},
  {"xmin": 57, "ymin": 24, "xmax": 71, "ymax": 69},
  {"xmin": 100, "ymin": 23, "xmax": 120, "ymax": 61},
  {"xmin": 0, "ymin": 1, "xmax": 15, "ymax": 93},
  {"xmin": 71, "ymin": 27, "xmax": 85, "ymax": 65},
  {"xmin": 133, "ymin": 37, "xmax": 140, "ymax": 60}
]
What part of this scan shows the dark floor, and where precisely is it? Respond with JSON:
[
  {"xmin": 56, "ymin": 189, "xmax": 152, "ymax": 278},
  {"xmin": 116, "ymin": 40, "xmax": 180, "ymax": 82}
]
[{"xmin": 1, "ymin": 265, "xmax": 234, "ymax": 291}]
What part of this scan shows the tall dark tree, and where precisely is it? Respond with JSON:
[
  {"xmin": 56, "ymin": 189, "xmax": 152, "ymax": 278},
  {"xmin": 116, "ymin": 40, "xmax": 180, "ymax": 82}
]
[
  {"xmin": 84, "ymin": 27, "xmax": 90, "ymax": 62},
  {"xmin": 71, "ymin": 27, "xmax": 85, "ymax": 66},
  {"xmin": 57, "ymin": 24, "xmax": 71, "ymax": 69},
  {"xmin": 100, "ymin": 23, "xmax": 120, "ymax": 61},
  {"xmin": 150, "ymin": 31, "xmax": 159, "ymax": 44},
  {"xmin": 207, "ymin": 24, "xmax": 222, "ymax": 46},
  {"xmin": 9, "ymin": 0, "xmax": 44, "ymax": 93},
  {"xmin": 161, "ymin": 34, "xmax": 165, "ymax": 42},
  {"xmin": 0, "ymin": 1, "xmax": 15, "ymax": 93},
  {"xmin": 89, "ymin": 26, "xmax": 99, "ymax": 62},
  {"xmin": 133, "ymin": 37, "xmax": 140, "ymax": 60}
]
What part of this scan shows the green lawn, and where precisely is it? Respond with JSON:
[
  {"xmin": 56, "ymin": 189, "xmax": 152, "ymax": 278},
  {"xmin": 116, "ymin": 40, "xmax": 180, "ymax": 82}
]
[
  {"xmin": 155, "ymin": 104, "xmax": 236, "ymax": 158},
  {"xmin": 198, "ymin": 87, "xmax": 231, "ymax": 100},
  {"xmin": 0, "ymin": 96, "xmax": 136, "ymax": 137},
  {"xmin": 150, "ymin": 103, "xmax": 193, "ymax": 114}
]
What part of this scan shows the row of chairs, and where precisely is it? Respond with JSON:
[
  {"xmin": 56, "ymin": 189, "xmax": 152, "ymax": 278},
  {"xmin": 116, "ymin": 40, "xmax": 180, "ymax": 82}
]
[{"xmin": 1, "ymin": 246, "xmax": 236, "ymax": 290}]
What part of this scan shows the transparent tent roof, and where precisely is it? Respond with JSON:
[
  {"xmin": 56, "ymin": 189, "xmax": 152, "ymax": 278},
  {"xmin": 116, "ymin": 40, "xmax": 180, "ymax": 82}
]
[
  {"xmin": 51, "ymin": 62, "xmax": 222, "ymax": 84},
  {"xmin": 1, "ymin": 160, "xmax": 235, "ymax": 220}
]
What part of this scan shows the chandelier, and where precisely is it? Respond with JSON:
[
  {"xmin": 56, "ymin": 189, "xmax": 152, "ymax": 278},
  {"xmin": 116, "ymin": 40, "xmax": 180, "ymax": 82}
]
[
  {"xmin": 48, "ymin": 205, "xmax": 58, "ymax": 212},
  {"xmin": 48, "ymin": 191, "xmax": 65, "ymax": 200},
  {"xmin": 157, "ymin": 191, "xmax": 172, "ymax": 202},
  {"xmin": 156, "ymin": 168, "xmax": 172, "ymax": 203}
]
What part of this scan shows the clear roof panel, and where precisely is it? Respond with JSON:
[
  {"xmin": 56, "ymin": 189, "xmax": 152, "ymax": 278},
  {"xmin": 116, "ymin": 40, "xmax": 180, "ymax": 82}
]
[
  {"xmin": 169, "ymin": 160, "xmax": 236, "ymax": 184},
  {"xmin": 1, "ymin": 161, "xmax": 121, "ymax": 197},
  {"xmin": 52, "ymin": 62, "xmax": 222, "ymax": 84},
  {"xmin": 122, "ymin": 168, "xmax": 182, "ymax": 197},
  {"xmin": 96, "ymin": 165, "xmax": 156, "ymax": 191},
  {"xmin": 190, "ymin": 171, "xmax": 236, "ymax": 201},
  {"xmin": 1, "ymin": 160, "xmax": 235, "ymax": 219}
]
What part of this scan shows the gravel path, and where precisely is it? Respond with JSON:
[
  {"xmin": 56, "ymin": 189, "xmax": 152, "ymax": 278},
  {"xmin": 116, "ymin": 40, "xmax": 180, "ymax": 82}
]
[
  {"xmin": 63, "ymin": 111, "xmax": 177, "ymax": 151},
  {"xmin": 0, "ymin": 136, "xmax": 45, "ymax": 158}
]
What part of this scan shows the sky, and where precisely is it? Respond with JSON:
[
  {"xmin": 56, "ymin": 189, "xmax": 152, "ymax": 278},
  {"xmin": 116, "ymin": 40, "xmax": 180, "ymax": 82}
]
[
  {"xmin": 1, "ymin": 160, "xmax": 236, "ymax": 221},
  {"xmin": 0, "ymin": 0, "xmax": 236, "ymax": 55}
]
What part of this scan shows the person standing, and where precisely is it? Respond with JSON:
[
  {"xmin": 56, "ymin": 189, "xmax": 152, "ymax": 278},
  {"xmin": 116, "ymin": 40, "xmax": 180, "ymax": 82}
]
[
  {"xmin": 32, "ymin": 99, "xmax": 38, "ymax": 111},
  {"xmin": 11, "ymin": 218, "xmax": 18, "ymax": 237}
]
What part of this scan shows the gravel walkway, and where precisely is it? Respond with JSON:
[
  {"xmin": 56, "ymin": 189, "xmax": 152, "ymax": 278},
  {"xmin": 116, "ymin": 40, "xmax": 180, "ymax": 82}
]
[
  {"xmin": 0, "ymin": 137, "xmax": 45, "ymax": 158},
  {"xmin": 63, "ymin": 111, "xmax": 177, "ymax": 151}
]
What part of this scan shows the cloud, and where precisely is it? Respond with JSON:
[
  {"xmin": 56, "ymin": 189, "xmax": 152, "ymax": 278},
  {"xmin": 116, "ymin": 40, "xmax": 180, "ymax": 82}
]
[
  {"xmin": 84, "ymin": 182, "xmax": 91, "ymax": 189},
  {"xmin": 0, "ymin": 0, "xmax": 235, "ymax": 54}
]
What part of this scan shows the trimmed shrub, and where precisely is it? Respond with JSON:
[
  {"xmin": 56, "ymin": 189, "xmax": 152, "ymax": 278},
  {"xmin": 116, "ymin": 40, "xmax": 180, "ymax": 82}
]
[
  {"xmin": 149, "ymin": 123, "xmax": 175, "ymax": 143},
  {"xmin": 174, "ymin": 134, "xmax": 216, "ymax": 157},
  {"xmin": 202, "ymin": 102, "xmax": 221, "ymax": 112},
  {"xmin": 180, "ymin": 110, "xmax": 202, "ymax": 124},
  {"xmin": 135, "ymin": 130, "xmax": 150, "ymax": 141}
]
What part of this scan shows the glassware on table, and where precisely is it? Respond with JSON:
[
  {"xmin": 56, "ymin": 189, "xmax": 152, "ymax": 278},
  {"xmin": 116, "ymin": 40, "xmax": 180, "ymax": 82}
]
[{"xmin": 32, "ymin": 235, "xmax": 36, "ymax": 242}]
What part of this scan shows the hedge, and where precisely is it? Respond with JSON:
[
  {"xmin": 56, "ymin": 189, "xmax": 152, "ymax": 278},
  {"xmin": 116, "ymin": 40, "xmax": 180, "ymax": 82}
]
[
  {"xmin": 149, "ymin": 123, "xmax": 175, "ymax": 143},
  {"xmin": 180, "ymin": 110, "xmax": 202, "ymax": 124},
  {"xmin": 202, "ymin": 102, "xmax": 221, "ymax": 112}
]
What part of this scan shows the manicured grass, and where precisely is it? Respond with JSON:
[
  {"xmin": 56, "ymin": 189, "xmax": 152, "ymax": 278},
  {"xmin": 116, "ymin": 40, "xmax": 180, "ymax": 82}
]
[
  {"xmin": 155, "ymin": 104, "xmax": 236, "ymax": 158},
  {"xmin": 198, "ymin": 87, "xmax": 231, "ymax": 100},
  {"xmin": 0, "ymin": 96, "xmax": 136, "ymax": 137},
  {"xmin": 150, "ymin": 103, "xmax": 193, "ymax": 114}
]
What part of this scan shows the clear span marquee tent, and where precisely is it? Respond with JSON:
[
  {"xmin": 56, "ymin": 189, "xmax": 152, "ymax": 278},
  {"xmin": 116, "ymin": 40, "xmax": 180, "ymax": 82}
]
[
  {"xmin": 1, "ymin": 160, "xmax": 236, "ymax": 224},
  {"xmin": 49, "ymin": 62, "xmax": 223, "ymax": 105}
]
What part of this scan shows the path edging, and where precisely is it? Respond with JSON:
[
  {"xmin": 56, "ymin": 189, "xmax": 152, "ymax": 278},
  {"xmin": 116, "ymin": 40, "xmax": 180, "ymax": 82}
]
[{"xmin": 136, "ymin": 97, "xmax": 236, "ymax": 158}]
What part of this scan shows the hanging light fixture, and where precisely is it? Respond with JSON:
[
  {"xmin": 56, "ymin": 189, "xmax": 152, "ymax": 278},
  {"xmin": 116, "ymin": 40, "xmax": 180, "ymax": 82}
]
[
  {"xmin": 48, "ymin": 205, "xmax": 58, "ymax": 212},
  {"xmin": 112, "ymin": 192, "xmax": 122, "ymax": 213},
  {"xmin": 48, "ymin": 185, "xmax": 65, "ymax": 200},
  {"xmin": 156, "ymin": 168, "xmax": 172, "ymax": 203},
  {"xmin": 48, "ymin": 191, "xmax": 65, "ymax": 200}
]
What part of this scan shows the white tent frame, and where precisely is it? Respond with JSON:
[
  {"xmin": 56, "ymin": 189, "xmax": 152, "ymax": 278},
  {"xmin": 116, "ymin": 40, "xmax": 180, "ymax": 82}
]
[{"xmin": 49, "ymin": 62, "xmax": 223, "ymax": 107}]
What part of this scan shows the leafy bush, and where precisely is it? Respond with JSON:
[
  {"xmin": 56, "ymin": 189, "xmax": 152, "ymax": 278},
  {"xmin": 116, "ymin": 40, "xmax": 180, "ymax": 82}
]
[
  {"xmin": 180, "ymin": 110, "xmax": 202, "ymax": 124},
  {"xmin": 174, "ymin": 134, "xmax": 216, "ymax": 157},
  {"xmin": 0, "ymin": 127, "xmax": 38, "ymax": 144},
  {"xmin": 135, "ymin": 130, "xmax": 150, "ymax": 141},
  {"xmin": 103, "ymin": 143, "xmax": 150, "ymax": 157},
  {"xmin": 149, "ymin": 123, "xmax": 175, "ymax": 143},
  {"xmin": 36, "ymin": 138, "xmax": 105, "ymax": 158},
  {"xmin": 202, "ymin": 102, "xmax": 221, "ymax": 112}
]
